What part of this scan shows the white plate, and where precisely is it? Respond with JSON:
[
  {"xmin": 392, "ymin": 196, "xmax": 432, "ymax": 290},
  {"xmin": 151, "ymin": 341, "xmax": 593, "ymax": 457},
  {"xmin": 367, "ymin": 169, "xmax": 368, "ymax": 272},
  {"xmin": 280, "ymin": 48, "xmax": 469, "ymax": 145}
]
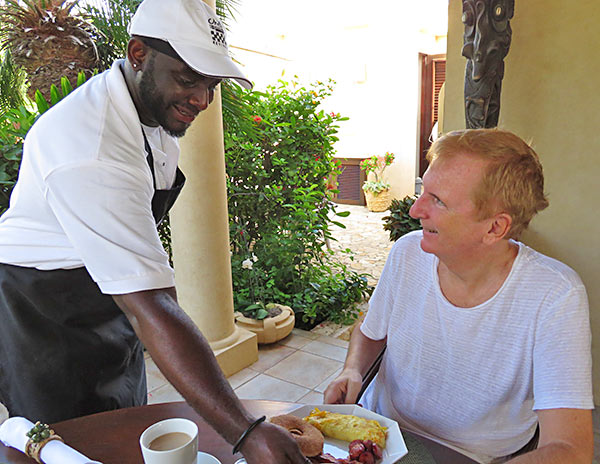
[
  {"xmin": 288, "ymin": 404, "xmax": 408, "ymax": 464},
  {"xmin": 197, "ymin": 451, "xmax": 221, "ymax": 464}
]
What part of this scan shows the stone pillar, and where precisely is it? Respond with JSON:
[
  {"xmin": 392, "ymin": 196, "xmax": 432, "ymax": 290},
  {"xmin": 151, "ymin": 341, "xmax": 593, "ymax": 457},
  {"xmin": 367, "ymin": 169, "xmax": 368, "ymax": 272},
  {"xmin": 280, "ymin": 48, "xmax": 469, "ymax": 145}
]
[{"xmin": 170, "ymin": 85, "xmax": 258, "ymax": 377}]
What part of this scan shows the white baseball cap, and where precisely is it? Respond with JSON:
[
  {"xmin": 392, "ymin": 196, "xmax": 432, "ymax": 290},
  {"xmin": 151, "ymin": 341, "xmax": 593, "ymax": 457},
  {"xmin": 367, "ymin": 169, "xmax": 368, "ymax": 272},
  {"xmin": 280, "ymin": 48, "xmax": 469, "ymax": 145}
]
[{"xmin": 129, "ymin": 0, "xmax": 252, "ymax": 89}]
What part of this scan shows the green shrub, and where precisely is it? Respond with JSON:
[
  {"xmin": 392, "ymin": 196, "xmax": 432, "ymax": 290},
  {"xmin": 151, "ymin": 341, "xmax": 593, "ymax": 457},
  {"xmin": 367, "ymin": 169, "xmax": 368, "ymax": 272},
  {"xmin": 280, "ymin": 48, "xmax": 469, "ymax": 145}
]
[
  {"xmin": 296, "ymin": 261, "xmax": 370, "ymax": 325},
  {"xmin": 382, "ymin": 196, "xmax": 422, "ymax": 242},
  {"xmin": 225, "ymin": 79, "xmax": 372, "ymax": 327},
  {"xmin": 0, "ymin": 105, "xmax": 35, "ymax": 214}
]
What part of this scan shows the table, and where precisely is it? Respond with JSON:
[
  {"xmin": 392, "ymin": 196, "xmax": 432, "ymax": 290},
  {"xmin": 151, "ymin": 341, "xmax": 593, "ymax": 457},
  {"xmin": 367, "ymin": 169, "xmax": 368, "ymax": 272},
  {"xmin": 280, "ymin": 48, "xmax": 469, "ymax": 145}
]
[{"xmin": 0, "ymin": 400, "xmax": 477, "ymax": 463}]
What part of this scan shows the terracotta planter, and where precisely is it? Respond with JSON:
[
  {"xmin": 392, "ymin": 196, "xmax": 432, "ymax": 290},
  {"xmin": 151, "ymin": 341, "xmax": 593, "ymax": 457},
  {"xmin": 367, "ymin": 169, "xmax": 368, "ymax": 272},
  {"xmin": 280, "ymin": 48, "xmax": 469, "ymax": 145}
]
[
  {"xmin": 234, "ymin": 304, "xmax": 295, "ymax": 344},
  {"xmin": 364, "ymin": 189, "xmax": 392, "ymax": 212}
]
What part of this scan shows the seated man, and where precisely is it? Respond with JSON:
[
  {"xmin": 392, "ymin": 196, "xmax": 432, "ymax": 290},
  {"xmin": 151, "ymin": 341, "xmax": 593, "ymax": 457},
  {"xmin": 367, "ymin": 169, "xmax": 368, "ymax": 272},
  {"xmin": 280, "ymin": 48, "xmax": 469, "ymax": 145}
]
[{"xmin": 324, "ymin": 129, "xmax": 593, "ymax": 463}]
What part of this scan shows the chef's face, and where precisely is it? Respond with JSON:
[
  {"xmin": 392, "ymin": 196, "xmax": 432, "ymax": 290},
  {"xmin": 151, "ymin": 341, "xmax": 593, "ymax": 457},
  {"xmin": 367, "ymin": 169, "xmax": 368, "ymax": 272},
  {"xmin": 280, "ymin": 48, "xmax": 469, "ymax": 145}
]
[{"xmin": 139, "ymin": 49, "xmax": 221, "ymax": 137}]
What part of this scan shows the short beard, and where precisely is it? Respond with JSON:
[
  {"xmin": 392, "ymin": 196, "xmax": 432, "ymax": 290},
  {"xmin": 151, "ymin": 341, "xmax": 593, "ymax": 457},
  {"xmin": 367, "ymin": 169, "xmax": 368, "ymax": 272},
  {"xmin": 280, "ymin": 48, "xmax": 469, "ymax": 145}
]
[{"xmin": 139, "ymin": 52, "xmax": 188, "ymax": 138}]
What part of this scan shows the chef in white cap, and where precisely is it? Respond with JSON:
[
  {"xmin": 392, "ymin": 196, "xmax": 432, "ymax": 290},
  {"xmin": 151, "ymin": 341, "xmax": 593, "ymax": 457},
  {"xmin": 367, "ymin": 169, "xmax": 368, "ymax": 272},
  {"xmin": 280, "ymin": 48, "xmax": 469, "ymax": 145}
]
[{"xmin": 0, "ymin": 0, "xmax": 309, "ymax": 462}]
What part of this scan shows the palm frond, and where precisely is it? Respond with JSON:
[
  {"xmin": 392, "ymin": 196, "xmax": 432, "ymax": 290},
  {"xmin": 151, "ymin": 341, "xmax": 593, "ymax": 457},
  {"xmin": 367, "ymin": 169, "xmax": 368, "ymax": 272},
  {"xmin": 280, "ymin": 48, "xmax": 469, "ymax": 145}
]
[
  {"xmin": 215, "ymin": 0, "xmax": 241, "ymax": 30},
  {"xmin": 0, "ymin": 51, "xmax": 28, "ymax": 113},
  {"xmin": 83, "ymin": 0, "xmax": 143, "ymax": 71},
  {"xmin": 221, "ymin": 80, "xmax": 258, "ymax": 138}
]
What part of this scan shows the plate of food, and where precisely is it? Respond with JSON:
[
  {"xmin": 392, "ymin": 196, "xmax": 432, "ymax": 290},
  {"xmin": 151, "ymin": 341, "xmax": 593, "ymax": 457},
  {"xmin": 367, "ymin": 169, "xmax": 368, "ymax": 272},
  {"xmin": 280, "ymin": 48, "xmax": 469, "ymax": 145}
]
[{"xmin": 269, "ymin": 404, "xmax": 407, "ymax": 464}]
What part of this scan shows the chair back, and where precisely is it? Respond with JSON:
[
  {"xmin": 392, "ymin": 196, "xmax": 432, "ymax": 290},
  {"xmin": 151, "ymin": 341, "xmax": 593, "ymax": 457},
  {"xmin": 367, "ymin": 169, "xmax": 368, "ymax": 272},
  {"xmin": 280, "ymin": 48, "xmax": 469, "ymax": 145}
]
[{"xmin": 356, "ymin": 346, "xmax": 386, "ymax": 402}]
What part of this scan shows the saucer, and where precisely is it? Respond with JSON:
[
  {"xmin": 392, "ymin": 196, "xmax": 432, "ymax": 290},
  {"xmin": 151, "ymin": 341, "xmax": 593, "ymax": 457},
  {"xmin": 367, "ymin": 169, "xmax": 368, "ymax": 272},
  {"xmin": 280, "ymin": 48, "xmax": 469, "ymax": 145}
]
[{"xmin": 197, "ymin": 451, "xmax": 221, "ymax": 464}]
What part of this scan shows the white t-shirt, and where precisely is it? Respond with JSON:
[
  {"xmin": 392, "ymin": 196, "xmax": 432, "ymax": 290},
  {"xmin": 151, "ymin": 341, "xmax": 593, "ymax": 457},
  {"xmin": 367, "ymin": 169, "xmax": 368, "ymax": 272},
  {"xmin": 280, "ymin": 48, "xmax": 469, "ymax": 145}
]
[
  {"xmin": 360, "ymin": 231, "xmax": 593, "ymax": 464},
  {"xmin": 0, "ymin": 60, "xmax": 178, "ymax": 294}
]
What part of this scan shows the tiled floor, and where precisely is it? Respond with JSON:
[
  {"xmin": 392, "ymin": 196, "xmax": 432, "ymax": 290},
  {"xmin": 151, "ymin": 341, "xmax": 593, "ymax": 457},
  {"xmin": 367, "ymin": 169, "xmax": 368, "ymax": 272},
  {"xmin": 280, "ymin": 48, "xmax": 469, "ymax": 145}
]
[{"xmin": 145, "ymin": 328, "xmax": 347, "ymax": 406}]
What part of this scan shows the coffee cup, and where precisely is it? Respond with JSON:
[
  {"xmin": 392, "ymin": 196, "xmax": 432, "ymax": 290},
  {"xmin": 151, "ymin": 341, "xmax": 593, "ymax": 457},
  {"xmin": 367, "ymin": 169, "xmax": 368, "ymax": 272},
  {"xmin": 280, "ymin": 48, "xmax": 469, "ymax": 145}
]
[{"xmin": 140, "ymin": 418, "xmax": 198, "ymax": 464}]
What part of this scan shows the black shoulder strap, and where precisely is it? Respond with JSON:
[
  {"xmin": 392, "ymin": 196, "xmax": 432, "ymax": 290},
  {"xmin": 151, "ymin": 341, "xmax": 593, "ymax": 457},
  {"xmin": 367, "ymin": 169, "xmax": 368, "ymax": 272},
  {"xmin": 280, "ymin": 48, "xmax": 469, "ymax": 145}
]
[{"xmin": 141, "ymin": 128, "xmax": 156, "ymax": 188}]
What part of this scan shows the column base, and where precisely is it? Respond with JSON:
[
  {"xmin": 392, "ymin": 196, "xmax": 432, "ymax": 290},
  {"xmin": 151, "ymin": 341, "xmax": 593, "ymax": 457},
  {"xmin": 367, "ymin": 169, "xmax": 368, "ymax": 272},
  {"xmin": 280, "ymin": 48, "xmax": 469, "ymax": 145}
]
[{"xmin": 211, "ymin": 326, "xmax": 258, "ymax": 377}]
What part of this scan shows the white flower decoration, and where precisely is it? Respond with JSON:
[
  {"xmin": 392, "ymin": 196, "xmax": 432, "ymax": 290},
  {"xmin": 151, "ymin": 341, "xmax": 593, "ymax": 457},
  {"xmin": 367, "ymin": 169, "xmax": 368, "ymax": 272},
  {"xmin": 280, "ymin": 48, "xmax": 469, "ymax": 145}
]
[
  {"xmin": 242, "ymin": 258, "xmax": 253, "ymax": 270},
  {"xmin": 252, "ymin": 254, "xmax": 258, "ymax": 262}
]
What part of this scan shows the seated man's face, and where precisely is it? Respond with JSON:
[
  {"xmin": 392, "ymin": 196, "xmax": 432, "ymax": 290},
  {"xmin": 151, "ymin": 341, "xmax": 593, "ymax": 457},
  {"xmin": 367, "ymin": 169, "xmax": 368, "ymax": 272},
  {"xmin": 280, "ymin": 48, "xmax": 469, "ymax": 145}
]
[
  {"xmin": 409, "ymin": 154, "xmax": 493, "ymax": 261},
  {"xmin": 139, "ymin": 50, "xmax": 222, "ymax": 137}
]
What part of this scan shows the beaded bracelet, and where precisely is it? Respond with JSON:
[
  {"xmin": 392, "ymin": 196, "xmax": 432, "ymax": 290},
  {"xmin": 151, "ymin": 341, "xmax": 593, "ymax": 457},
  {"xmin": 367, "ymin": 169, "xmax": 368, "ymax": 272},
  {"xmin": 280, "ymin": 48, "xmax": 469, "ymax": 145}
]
[{"xmin": 232, "ymin": 415, "xmax": 266, "ymax": 455}]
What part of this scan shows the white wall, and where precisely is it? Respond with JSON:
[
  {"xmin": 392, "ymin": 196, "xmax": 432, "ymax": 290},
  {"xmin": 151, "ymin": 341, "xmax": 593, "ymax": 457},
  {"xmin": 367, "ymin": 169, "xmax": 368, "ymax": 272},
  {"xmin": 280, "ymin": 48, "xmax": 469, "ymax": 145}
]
[{"xmin": 227, "ymin": 0, "xmax": 448, "ymax": 198}]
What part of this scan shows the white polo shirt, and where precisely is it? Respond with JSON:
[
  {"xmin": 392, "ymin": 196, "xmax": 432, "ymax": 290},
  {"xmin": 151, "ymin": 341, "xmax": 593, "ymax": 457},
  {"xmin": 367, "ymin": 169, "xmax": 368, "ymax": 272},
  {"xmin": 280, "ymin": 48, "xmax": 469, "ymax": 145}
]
[{"xmin": 0, "ymin": 60, "xmax": 178, "ymax": 295}]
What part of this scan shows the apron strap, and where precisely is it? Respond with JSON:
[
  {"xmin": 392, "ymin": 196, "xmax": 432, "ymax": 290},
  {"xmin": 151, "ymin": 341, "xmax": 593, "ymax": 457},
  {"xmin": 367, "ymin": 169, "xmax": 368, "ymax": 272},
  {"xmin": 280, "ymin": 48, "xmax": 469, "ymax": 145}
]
[
  {"xmin": 140, "ymin": 127, "xmax": 186, "ymax": 226},
  {"xmin": 141, "ymin": 128, "xmax": 157, "ymax": 189}
]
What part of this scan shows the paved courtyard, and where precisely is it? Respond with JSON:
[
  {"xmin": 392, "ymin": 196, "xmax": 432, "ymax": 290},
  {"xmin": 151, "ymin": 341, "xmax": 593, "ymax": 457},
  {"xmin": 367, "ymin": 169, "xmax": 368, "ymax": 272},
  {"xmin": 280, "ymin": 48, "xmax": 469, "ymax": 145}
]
[{"xmin": 327, "ymin": 203, "xmax": 395, "ymax": 287}]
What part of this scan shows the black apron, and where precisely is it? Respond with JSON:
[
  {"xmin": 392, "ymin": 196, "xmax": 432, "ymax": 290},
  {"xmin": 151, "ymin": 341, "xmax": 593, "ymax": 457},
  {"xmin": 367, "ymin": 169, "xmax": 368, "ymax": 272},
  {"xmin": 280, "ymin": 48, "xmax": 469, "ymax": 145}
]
[{"xmin": 0, "ymin": 131, "xmax": 185, "ymax": 423}]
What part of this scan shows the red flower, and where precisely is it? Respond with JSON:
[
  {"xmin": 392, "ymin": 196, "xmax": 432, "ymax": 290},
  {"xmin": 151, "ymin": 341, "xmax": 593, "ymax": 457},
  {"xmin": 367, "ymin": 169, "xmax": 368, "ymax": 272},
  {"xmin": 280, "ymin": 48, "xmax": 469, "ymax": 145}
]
[
  {"xmin": 253, "ymin": 115, "xmax": 262, "ymax": 123},
  {"xmin": 330, "ymin": 112, "xmax": 336, "ymax": 117}
]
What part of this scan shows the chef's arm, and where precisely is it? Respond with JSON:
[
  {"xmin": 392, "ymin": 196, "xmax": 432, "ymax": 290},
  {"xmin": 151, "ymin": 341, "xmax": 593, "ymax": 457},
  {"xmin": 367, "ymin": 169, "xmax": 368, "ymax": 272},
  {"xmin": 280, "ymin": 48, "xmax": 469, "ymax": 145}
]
[
  {"xmin": 323, "ymin": 324, "xmax": 386, "ymax": 404},
  {"xmin": 113, "ymin": 288, "xmax": 253, "ymax": 441},
  {"xmin": 113, "ymin": 288, "xmax": 308, "ymax": 464}
]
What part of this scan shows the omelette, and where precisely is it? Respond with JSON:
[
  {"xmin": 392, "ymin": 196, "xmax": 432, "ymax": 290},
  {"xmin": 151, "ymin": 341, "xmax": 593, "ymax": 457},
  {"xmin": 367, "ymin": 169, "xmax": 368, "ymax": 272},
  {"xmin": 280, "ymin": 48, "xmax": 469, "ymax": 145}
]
[{"xmin": 303, "ymin": 408, "xmax": 387, "ymax": 448}]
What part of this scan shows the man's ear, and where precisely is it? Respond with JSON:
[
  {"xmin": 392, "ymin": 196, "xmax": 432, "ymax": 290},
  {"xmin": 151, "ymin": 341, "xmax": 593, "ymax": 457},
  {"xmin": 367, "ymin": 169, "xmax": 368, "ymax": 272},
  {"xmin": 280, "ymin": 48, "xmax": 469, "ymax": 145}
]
[
  {"xmin": 127, "ymin": 37, "xmax": 150, "ymax": 70},
  {"xmin": 483, "ymin": 212, "xmax": 513, "ymax": 244}
]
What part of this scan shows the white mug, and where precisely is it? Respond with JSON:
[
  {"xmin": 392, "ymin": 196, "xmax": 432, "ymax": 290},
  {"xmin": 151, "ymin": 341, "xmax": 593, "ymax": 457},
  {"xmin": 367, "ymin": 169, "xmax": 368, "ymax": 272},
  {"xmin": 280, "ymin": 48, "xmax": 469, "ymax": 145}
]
[{"xmin": 139, "ymin": 418, "xmax": 198, "ymax": 464}]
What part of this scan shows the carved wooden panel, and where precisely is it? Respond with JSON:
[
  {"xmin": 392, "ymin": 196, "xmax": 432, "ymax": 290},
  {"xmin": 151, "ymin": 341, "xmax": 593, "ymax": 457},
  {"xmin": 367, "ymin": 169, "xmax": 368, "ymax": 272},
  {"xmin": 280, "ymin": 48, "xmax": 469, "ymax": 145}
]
[{"xmin": 462, "ymin": 0, "xmax": 514, "ymax": 128}]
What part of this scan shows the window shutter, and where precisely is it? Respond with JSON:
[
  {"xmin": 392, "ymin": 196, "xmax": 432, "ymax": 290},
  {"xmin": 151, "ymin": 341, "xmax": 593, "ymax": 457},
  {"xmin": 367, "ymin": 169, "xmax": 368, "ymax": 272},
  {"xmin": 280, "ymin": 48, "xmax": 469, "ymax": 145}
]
[
  {"xmin": 418, "ymin": 53, "xmax": 446, "ymax": 177},
  {"xmin": 433, "ymin": 59, "xmax": 446, "ymax": 123},
  {"xmin": 332, "ymin": 158, "xmax": 367, "ymax": 205}
]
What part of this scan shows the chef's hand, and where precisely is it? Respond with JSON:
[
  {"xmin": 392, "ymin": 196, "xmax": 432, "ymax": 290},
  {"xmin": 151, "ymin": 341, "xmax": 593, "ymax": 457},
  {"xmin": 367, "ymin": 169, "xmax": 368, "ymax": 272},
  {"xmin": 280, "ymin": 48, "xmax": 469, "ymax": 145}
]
[
  {"xmin": 323, "ymin": 368, "xmax": 363, "ymax": 404},
  {"xmin": 240, "ymin": 421, "xmax": 310, "ymax": 464}
]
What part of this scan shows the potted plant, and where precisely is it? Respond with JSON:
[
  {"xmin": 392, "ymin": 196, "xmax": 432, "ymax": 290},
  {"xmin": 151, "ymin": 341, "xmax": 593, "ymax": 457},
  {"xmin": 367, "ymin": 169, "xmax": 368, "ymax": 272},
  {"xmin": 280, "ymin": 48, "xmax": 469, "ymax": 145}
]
[
  {"xmin": 233, "ymin": 251, "xmax": 295, "ymax": 344},
  {"xmin": 360, "ymin": 152, "xmax": 395, "ymax": 212},
  {"xmin": 382, "ymin": 196, "xmax": 422, "ymax": 241}
]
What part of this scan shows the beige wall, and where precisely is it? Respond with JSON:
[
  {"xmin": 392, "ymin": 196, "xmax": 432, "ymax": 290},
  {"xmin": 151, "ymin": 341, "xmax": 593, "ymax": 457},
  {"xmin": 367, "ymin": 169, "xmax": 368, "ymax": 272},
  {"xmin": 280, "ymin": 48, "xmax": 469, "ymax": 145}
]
[{"xmin": 445, "ymin": 0, "xmax": 600, "ymax": 400}]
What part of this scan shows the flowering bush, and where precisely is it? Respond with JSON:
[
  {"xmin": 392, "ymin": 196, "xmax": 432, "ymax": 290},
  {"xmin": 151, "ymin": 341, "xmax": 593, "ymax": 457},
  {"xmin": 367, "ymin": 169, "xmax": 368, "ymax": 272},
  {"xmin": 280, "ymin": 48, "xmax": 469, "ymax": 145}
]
[
  {"xmin": 360, "ymin": 152, "xmax": 395, "ymax": 195},
  {"xmin": 225, "ymin": 79, "xmax": 372, "ymax": 327}
]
